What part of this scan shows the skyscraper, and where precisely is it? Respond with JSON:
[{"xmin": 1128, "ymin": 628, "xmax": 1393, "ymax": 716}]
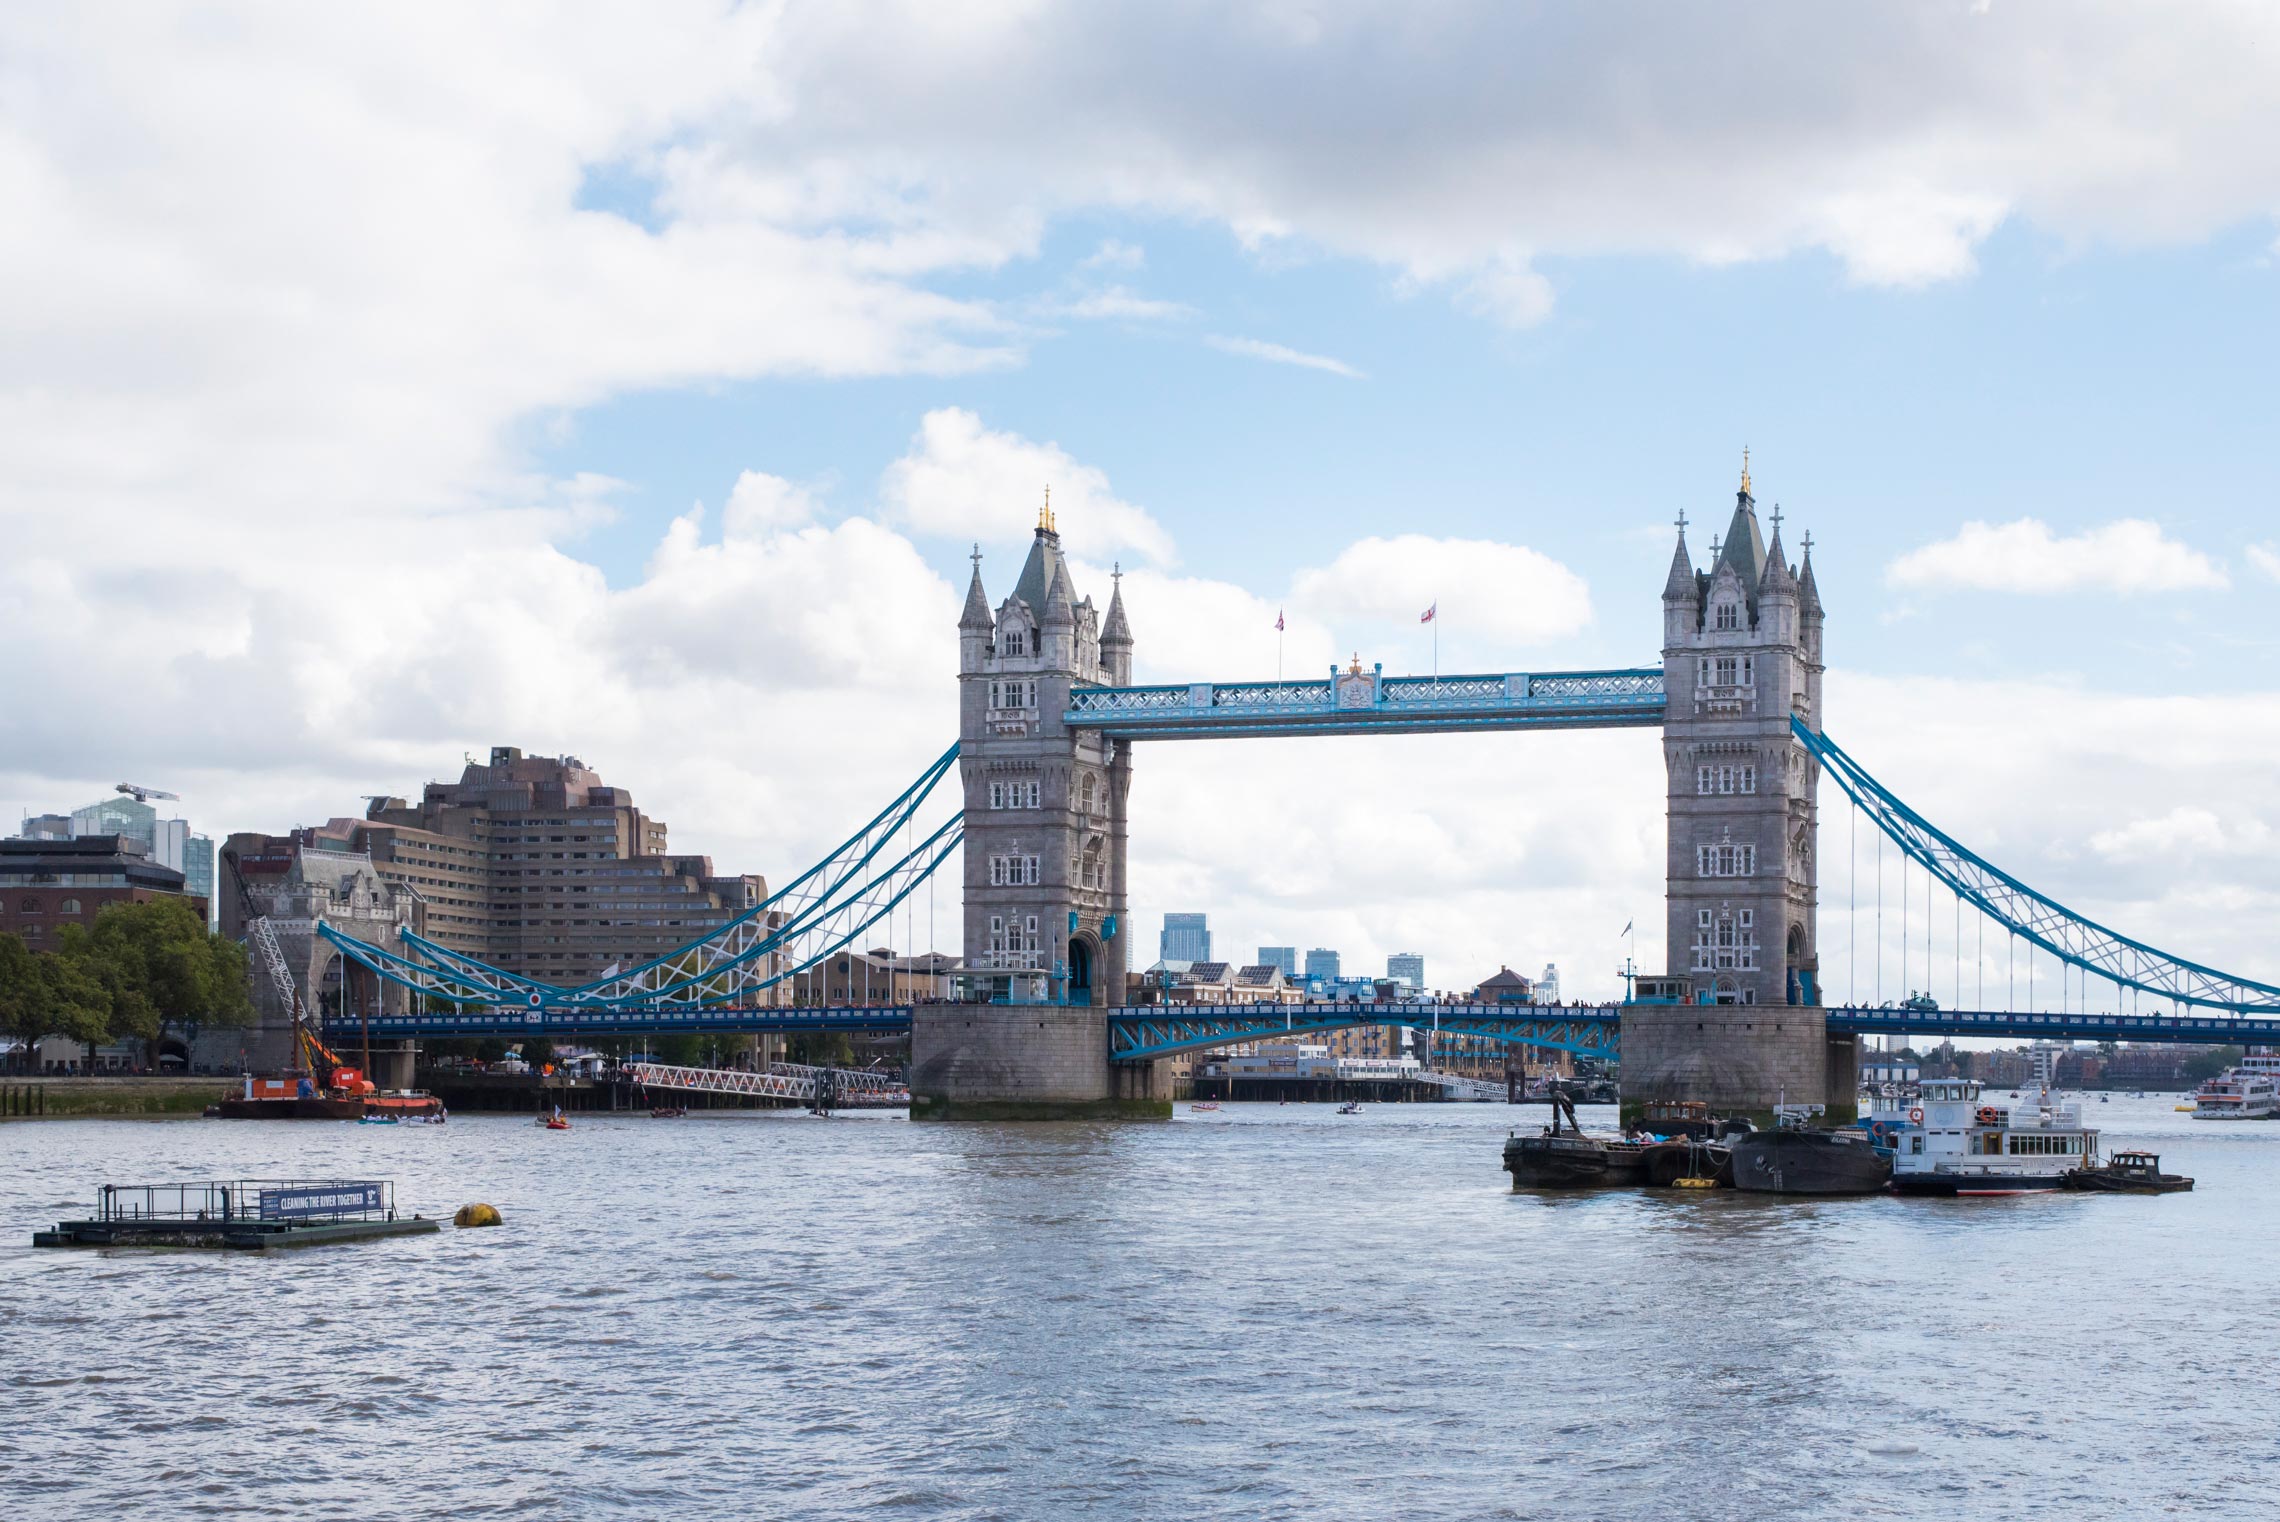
[
  {"xmin": 1304, "ymin": 947, "xmax": 1340, "ymax": 982},
  {"xmin": 1161, "ymin": 913, "xmax": 1211, "ymax": 963},
  {"xmin": 1387, "ymin": 952, "xmax": 1425, "ymax": 988},
  {"xmin": 1257, "ymin": 945, "xmax": 1297, "ymax": 978}
]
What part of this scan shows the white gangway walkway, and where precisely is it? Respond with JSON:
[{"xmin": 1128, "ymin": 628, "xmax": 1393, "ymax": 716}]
[{"xmin": 624, "ymin": 1061, "xmax": 911, "ymax": 1108}]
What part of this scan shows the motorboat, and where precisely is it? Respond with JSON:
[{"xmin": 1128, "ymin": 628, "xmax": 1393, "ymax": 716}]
[
  {"xmin": 1188, "ymin": 1102, "xmax": 1221, "ymax": 1113},
  {"xmin": 1869, "ymin": 1078, "xmax": 2095, "ymax": 1196},
  {"xmin": 2062, "ymin": 1150, "xmax": 2193, "ymax": 1193},
  {"xmin": 1335, "ymin": 1102, "xmax": 1362, "ymax": 1115}
]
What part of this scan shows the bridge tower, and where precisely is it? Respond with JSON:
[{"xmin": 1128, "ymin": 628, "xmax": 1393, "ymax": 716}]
[
  {"xmin": 1626, "ymin": 457, "xmax": 1850, "ymax": 1122},
  {"xmin": 911, "ymin": 502, "xmax": 1162, "ymax": 1118},
  {"xmin": 1658, "ymin": 456, "xmax": 1823, "ymax": 1008}
]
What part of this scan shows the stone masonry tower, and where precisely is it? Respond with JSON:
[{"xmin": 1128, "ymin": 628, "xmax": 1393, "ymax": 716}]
[
  {"xmin": 1659, "ymin": 454, "xmax": 1825, "ymax": 1007},
  {"xmin": 953, "ymin": 497, "xmax": 1133, "ymax": 1008}
]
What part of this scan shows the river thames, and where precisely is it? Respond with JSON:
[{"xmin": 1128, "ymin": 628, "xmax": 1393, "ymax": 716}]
[{"xmin": 3, "ymin": 1096, "xmax": 2274, "ymax": 1520}]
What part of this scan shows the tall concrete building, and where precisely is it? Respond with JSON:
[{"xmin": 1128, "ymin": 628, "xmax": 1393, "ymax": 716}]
[
  {"xmin": 1256, "ymin": 945, "xmax": 1297, "ymax": 978},
  {"xmin": 1659, "ymin": 458, "xmax": 1823, "ymax": 1006},
  {"xmin": 955, "ymin": 506, "xmax": 1131, "ymax": 1004},
  {"xmin": 1160, "ymin": 913, "xmax": 1211, "ymax": 963},
  {"xmin": 228, "ymin": 747, "xmax": 780, "ymax": 993},
  {"xmin": 1386, "ymin": 952, "xmax": 1425, "ymax": 988}
]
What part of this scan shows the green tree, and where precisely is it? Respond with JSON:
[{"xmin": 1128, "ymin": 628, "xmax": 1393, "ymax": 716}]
[
  {"xmin": 0, "ymin": 928, "xmax": 119, "ymax": 1057},
  {"xmin": 73, "ymin": 898, "xmax": 255, "ymax": 1063},
  {"xmin": 2182, "ymin": 1046, "xmax": 2242, "ymax": 1084}
]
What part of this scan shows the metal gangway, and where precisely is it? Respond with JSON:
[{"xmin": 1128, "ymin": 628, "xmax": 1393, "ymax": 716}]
[
  {"xmin": 624, "ymin": 1061, "xmax": 910, "ymax": 1108},
  {"xmin": 1413, "ymin": 1070, "xmax": 1510, "ymax": 1102}
]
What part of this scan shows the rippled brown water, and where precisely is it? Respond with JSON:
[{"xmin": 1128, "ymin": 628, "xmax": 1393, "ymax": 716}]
[{"xmin": 3, "ymin": 1097, "xmax": 2276, "ymax": 1519}]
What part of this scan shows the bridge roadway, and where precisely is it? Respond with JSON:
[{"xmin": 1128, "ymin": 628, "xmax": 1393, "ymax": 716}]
[{"xmin": 355, "ymin": 1000, "xmax": 2280, "ymax": 1055}]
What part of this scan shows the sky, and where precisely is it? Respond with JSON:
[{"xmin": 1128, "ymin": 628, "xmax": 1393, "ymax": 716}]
[{"xmin": 4, "ymin": 3, "xmax": 2278, "ymax": 1005}]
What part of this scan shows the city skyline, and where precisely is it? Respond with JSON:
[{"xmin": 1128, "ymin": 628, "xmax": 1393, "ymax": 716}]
[{"xmin": 4, "ymin": 8, "xmax": 2278, "ymax": 1003}]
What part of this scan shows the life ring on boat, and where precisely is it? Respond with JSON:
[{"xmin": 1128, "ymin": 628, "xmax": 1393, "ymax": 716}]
[
  {"xmin": 1908, "ymin": 1107, "xmax": 1924, "ymax": 1124},
  {"xmin": 1975, "ymin": 1106, "xmax": 2000, "ymax": 1125}
]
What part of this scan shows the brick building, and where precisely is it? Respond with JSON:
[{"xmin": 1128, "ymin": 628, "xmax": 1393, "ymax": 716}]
[{"xmin": 0, "ymin": 835, "xmax": 208, "ymax": 948}]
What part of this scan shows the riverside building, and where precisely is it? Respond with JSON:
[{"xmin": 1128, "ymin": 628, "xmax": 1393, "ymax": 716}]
[{"xmin": 231, "ymin": 747, "xmax": 783, "ymax": 995}]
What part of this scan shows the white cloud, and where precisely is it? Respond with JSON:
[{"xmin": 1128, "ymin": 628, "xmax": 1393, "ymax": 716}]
[
  {"xmin": 1204, "ymin": 335, "xmax": 1365, "ymax": 379},
  {"xmin": 2249, "ymin": 544, "xmax": 2280, "ymax": 583},
  {"xmin": 877, "ymin": 407, "xmax": 1177, "ymax": 565},
  {"xmin": 1453, "ymin": 254, "xmax": 1556, "ymax": 329},
  {"xmin": 722, "ymin": 471, "xmax": 819, "ymax": 535},
  {"xmin": 1078, "ymin": 239, "xmax": 1145, "ymax": 271},
  {"xmin": 1886, "ymin": 519, "xmax": 2229, "ymax": 595},
  {"xmin": 1291, "ymin": 535, "xmax": 1594, "ymax": 646},
  {"xmin": 2090, "ymin": 807, "xmax": 2271, "ymax": 863},
  {"xmin": 1045, "ymin": 286, "xmax": 1194, "ymax": 322}
]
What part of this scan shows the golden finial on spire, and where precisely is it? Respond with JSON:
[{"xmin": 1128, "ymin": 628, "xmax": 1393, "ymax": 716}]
[
  {"xmin": 1038, "ymin": 485, "xmax": 1056, "ymax": 535},
  {"xmin": 1740, "ymin": 446, "xmax": 1752, "ymax": 498}
]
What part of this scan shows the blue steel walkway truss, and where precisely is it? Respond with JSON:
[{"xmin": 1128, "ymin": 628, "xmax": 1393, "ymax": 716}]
[{"xmin": 1066, "ymin": 667, "xmax": 1666, "ymax": 740}]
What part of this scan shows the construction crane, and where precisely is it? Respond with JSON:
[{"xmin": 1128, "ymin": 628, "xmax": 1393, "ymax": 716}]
[
  {"xmin": 220, "ymin": 847, "xmax": 364, "ymax": 1090},
  {"xmin": 115, "ymin": 782, "xmax": 180, "ymax": 804}
]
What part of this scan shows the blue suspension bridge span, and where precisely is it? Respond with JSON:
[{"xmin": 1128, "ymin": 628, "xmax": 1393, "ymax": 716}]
[{"xmin": 323, "ymin": 476, "xmax": 2278, "ymax": 1116}]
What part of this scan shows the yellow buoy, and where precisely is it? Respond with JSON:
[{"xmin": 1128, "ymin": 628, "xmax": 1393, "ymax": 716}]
[
  {"xmin": 454, "ymin": 1203, "xmax": 503, "ymax": 1228},
  {"xmin": 1673, "ymin": 1177, "xmax": 1718, "ymax": 1189}
]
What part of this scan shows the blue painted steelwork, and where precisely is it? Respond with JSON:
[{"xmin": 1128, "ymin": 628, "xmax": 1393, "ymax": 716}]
[
  {"xmin": 1828, "ymin": 1006, "xmax": 2280, "ymax": 1047},
  {"xmin": 318, "ymin": 742, "xmax": 965, "ymax": 1013},
  {"xmin": 1106, "ymin": 1002, "xmax": 1622, "ymax": 1062},
  {"xmin": 1065, "ymin": 667, "xmax": 1665, "ymax": 739},
  {"xmin": 360, "ymin": 1004, "xmax": 916, "ymax": 1039},
  {"xmin": 1797, "ymin": 718, "xmax": 2280, "ymax": 1016}
]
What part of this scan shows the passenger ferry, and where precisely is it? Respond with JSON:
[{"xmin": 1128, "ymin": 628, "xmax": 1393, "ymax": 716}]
[
  {"xmin": 1863, "ymin": 1077, "xmax": 2096, "ymax": 1196},
  {"xmin": 2193, "ymin": 1054, "xmax": 2280, "ymax": 1119}
]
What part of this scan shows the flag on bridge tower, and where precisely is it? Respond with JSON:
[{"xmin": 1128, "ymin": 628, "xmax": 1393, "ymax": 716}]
[
  {"xmin": 1420, "ymin": 602, "xmax": 1436, "ymax": 623},
  {"xmin": 1619, "ymin": 921, "xmax": 1632, "ymax": 938},
  {"xmin": 1275, "ymin": 608, "xmax": 1285, "ymax": 631}
]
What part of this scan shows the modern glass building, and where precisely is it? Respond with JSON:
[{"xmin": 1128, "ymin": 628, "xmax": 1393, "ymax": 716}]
[
  {"xmin": 1304, "ymin": 947, "xmax": 1341, "ymax": 982},
  {"xmin": 1160, "ymin": 912, "xmax": 1211, "ymax": 962},
  {"xmin": 1256, "ymin": 945, "xmax": 1297, "ymax": 978},
  {"xmin": 1386, "ymin": 952, "xmax": 1425, "ymax": 988}
]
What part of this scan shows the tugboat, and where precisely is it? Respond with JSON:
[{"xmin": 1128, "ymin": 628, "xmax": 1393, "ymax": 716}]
[
  {"xmin": 1730, "ymin": 1113, "xmax": 1892, "ymax": 1196},
  {"xmin": 1872, "ymin": 1077, "xmax": 2096, "ymax": 1196},
  {"xmin": 2062, "ymin": 1150, "xmax": 2193, "ymax": 1193},
  {"xmin": 1503, "ymin": 1091, "xmax": 1651, "ymax": 1189}
]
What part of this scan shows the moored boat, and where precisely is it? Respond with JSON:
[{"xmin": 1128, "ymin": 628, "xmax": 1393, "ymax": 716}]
[
  {"xmin": 1503, "ymin": 1092, "xmax": 1650, "ymax": 1188},
  {"xmin": 2061, "ymin": 1150, "xmax": 2193, "ymax": 1193},
  {"xmin": 1873, "ymin": 1078, "xmax": 2095, "ymax": 1196},
  {"xmin": 1729, "ymin": 1126, "xmax": 1891, "ymax": 1195}
]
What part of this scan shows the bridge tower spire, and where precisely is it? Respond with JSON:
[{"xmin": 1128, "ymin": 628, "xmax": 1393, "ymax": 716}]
[
  {"xmin": 1659, "ymin": 461, "xmax": 1822, "ymax": 1011},
  {"xmin": 951, "ymin": 513, "xmax": 1131, "ymax": 1014}
]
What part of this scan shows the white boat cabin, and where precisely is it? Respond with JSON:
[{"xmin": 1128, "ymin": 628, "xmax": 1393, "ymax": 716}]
[{"xmin": 1866, "ymin": 1078, "xmax": 2097, "ymax": 1183}]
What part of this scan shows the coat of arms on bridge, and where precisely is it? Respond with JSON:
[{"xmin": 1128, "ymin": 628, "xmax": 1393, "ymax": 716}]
[{"xmin": 1336, "ymin": 654, "xmax": 1376, "ymax": 709}]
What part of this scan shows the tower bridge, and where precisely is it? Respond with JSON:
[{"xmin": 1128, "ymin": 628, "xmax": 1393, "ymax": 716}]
[{"xmin": 329, "ymin": 462, "xmax": 2280, "ymax": 1121}]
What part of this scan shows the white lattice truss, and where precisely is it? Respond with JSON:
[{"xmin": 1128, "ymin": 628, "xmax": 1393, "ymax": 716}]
[{"xmin": 626, "ymin": 1062, "xmax": 911, "ymax": 1107}]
